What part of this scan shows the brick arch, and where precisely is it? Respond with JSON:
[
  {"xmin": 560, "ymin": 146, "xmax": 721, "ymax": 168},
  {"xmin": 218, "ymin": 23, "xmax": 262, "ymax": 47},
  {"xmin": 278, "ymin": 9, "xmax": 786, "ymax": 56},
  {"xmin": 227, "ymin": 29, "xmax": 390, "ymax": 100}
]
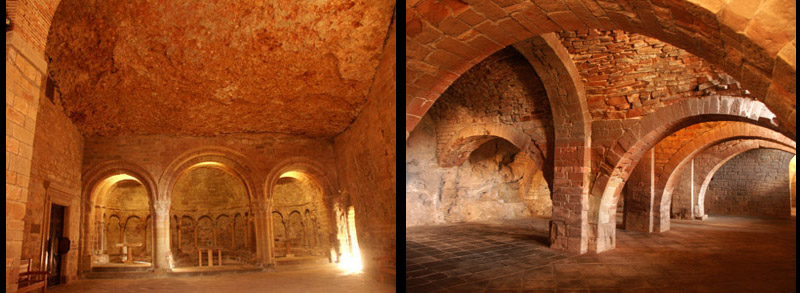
[
  {"xmin": 590, "ymin": 95, "xmax": 780, "ymax": 252},
  {"xmin": 513, "ymin": 33, "xmax": 591, "ymax": 253},
  {"xmin": 695, "ymin": 140, "xmax": 796, "ymax": 217},
  {"xmin": 406, "ymin": 0, "xmax": 796, "ymax": 139},
  {"xmin": 653, "ymin": 123, "xmax": 796, "ymax": 231}
]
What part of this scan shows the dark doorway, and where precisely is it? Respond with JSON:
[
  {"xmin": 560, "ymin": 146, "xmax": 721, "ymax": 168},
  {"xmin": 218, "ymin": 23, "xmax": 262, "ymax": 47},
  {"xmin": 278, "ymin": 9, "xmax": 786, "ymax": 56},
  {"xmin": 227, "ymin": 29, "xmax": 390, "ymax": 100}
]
[{"xmin": 47, "ymin": 204, "xmax": 66, "ymax": 286}]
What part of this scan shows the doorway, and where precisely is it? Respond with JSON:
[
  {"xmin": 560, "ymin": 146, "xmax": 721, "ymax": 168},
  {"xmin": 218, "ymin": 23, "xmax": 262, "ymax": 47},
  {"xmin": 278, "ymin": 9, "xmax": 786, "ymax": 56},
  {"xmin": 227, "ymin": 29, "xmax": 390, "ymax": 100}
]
[{"xmin": 47, "ymin": 204, "xmax": 66, "ymax": 286}]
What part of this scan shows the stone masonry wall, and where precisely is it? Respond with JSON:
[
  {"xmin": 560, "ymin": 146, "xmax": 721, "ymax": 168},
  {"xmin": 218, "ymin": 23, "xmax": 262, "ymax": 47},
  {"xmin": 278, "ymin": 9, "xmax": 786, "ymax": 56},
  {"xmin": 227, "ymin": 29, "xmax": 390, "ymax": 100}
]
[
  {"xmin": 7, "ymin": 0, "xmax": 59, "ymax": 53},
  {"xmin": 429, "ymin": 46, "xmax": 553, "ymax": 164},
  {"xmin": 21, "ymin": 93, "xmax": 84, "ymax": 283},
  {"xmin": 332, "ymin": 12, "xmax": 396, "ymax": 278},
  {"xmin": 706, "ymin": 149, "xmax": 794, "ymax": 218},
  {"xmin": 7, "ymin": 31, "xmax": 48, "ymax": 293},
  {"xmin": 558, "ymin": 29, "xmax": 749, "ymax": 120},
  {"xmin": 272, "ymin": 178, "xmax": 332, "ymax": 257}
]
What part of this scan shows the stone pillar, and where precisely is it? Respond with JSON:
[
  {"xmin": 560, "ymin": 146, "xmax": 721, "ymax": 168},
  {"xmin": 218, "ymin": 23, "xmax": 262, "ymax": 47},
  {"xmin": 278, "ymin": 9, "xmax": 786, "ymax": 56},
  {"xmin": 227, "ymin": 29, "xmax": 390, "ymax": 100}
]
[
  {"xmin": 99, "ymin": 218, "xmax": 106, "ymax": 253},
  {"xmin": 624, "ymin": 148, "xmax": 655, "ymax": 233},
  {"xmin": 153, "ymin": 200, "xmax": 172, "ymax": 272},
  {"xmin": 252, "ymin": 201, "xmax": 272, "ymax": 267},
  {"xmin": 177, "ymin": 220, "xmax": 182, "ymax": 252},
  {"xmin": 549, "ymin": 140, "xmax": 591, "ymax": 254},
  {"xmin": 6, "ymin": 31, "xmax": 47, "ymax": 293},
  {"xmin": 244, "ymin": 214, "xmax": 249, "ymax": 249}
]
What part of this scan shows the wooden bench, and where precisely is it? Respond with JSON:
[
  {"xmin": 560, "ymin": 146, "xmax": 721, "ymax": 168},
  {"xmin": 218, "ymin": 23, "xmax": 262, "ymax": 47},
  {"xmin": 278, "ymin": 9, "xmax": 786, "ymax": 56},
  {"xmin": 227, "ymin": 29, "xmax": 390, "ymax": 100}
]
[
  {"xmin": 18, "ymin": 259, "xmax": 48, "ymax": 293},
  {"xmin": 374, "ymin": 246, "xmax": 396, "ymax": 283}
]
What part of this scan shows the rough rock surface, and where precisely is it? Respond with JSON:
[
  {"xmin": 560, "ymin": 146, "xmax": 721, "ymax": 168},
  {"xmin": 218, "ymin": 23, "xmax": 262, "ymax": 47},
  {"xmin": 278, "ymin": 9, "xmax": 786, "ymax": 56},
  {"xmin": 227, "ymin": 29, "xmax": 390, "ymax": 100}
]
[
  {"xmin": 45, "ymin": 0, "xmax": 395, "ymax": 137},
  {"xmin": 406, "ymin": 116, "xmax": 551, "ymax": 227}
]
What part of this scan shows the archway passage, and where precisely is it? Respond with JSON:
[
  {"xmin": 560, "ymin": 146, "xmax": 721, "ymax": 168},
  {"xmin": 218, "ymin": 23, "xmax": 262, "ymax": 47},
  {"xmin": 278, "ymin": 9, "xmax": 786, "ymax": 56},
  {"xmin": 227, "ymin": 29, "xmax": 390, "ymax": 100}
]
[
  {"xmin": 89, "ymin": 174, "xmax": 153, "ymax": 267},
  {"xmin": 169, "ymin": 164, "xmax": 254, "ymax": 268},
  {"xmin": 406, "ymin": 5, "xmax": 795, "ymax": 289},
  {"xmin": 271, "ymin": 172, "xmax": 332, "ymax": 261}
]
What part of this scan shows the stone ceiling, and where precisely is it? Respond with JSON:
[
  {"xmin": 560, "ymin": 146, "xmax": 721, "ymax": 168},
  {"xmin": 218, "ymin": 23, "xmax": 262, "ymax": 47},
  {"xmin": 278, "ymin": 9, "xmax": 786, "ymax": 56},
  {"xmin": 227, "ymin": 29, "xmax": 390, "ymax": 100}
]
[{"xmin": 46, "ymin": 0, "xmax": 395, "ymax": 137}]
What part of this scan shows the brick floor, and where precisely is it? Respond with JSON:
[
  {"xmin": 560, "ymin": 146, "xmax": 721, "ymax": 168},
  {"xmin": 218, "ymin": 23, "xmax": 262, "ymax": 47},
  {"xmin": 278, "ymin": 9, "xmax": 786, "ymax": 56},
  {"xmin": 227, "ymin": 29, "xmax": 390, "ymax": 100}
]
[{"xmin": 406, "ymin": 216, "xmax": 796, "ymax": 292}]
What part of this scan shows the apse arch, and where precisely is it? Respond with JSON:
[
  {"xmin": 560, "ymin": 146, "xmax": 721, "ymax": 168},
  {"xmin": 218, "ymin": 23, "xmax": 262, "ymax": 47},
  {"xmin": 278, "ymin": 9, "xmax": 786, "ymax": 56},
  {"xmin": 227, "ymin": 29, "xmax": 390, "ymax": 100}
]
[
  {"xmin": 264, "ymin": 157, "xmax": 337, "ymax": 202},
  {"xmin": 406, "ymin": 0, "xmax": 796, "ymax": 138},
  {"xmin": 161, "ymin": 147, "xmax": 261, "ymax": 266},
  {"xmin": 590, "ymin": 95, "xmax": 783, "ymax": 252},
  {"xmin": 159, "ymin": 146, "xmax": 259, "ymax": 204},
  {"xmin": 265, "ymin": 157, "xmax": 337, "ymax": 260},
  {"xmin": 81, "ymin": 160, "xmax": 158, "ymax": 271}
]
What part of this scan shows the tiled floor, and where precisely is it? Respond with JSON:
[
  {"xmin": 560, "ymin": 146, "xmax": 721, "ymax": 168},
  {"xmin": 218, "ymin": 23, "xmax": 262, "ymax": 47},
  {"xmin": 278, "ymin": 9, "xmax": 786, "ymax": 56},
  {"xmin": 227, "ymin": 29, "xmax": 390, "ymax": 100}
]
[
  {"xmin": 49, "ymin": 264, "xmax": 395, "ymax": 293},
  {"xmin": 406, "ymin": 216, "xmax": 796, "ymax": 292}
]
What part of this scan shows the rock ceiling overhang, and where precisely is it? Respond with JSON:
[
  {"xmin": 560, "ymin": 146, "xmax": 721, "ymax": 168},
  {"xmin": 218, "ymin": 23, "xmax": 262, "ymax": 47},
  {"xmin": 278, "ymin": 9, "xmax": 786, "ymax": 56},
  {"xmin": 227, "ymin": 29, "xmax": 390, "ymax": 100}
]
[{"xmin": 46, "ymin": 0, "xmax": 395, "ymax": 137}]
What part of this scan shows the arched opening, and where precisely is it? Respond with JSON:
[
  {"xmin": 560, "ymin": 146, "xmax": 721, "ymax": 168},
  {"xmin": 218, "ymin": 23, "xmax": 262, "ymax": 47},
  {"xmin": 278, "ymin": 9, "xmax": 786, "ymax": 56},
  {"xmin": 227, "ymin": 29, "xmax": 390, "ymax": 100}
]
[
  {"xmin": 169, "ymin": 162, "xmax": 253, "ymax": 267},
  {"xmin": 271, "ymin": 171, "xmax": 332, "ymax": 262},
  {"xmin": 89, "ymin": 174, "xmax": 153, "ymax": 267}
]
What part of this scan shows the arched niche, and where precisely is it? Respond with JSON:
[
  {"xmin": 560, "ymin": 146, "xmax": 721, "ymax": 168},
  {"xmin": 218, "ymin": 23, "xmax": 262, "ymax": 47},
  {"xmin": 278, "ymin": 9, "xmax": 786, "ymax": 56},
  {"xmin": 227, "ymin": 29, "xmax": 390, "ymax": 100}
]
[
  {"xmin": 81, "ymin": 161, "xmax": 158, "ymax": 271},
  {"xmin": 169, "ymin": 162, "xmax": 253, "ymax": 267}
]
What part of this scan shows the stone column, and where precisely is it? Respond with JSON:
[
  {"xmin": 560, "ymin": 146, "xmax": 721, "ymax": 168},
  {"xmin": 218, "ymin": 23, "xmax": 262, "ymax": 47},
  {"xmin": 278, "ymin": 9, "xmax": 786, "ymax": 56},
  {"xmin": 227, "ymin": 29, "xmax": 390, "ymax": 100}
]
[
  {"xmin": 624, "ymin": 148, "xmax": 655, "ymax": 233},
  {"xmin": 252, "ymin": 201, "xmax": 272, "ymax": 267},
  {"xmin": 265, "ymin": 201, "xmax": 274, "ymax": 264},
  {"xmin": 244, "ymin": 214, "xmax": 249, "ymax": 248},
  {"xmin": 99, "ymin": 217, "xmax": 106, "ymax": 253},
  {"xmin": 153, "ymin": 200, "xmax": 172, "ymax": 272},
  {"xmin": 177, "ymin": 219, "xmax": 182, "ymax": 252}
]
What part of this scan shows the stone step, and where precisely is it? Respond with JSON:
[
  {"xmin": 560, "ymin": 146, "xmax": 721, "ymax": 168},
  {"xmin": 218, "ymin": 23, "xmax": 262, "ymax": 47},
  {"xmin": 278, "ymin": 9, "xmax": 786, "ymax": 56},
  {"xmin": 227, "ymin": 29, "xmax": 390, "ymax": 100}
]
[
  {"xmin": 274, "ymin": 262, "xmax": 337, "ymax": 272},
  {"xmin": 85, "ymin": 270, "xmax": 154, "ymax": 279},
  {"xmin": 168, "ymin": 266, "xmax": 262, "ymax": 277},
  {"xmin": 275, "ymin": 256, "xmax": 330, "ymax": 266},
  {"xmin": 91, "ymin": 265, "xmax": 153, "ymax": 272}
]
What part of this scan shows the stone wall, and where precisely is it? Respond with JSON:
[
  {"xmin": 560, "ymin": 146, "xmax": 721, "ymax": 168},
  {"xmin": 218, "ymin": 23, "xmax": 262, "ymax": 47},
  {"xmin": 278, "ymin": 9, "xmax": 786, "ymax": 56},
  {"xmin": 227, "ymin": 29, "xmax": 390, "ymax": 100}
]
[
  {"xmin": 6, "ymin": 0, "xmax": 59, "ymax": 53},
  {"xmin": 272, "ymin": 177, "xmax": 332, "ymax": 257},
  {"xmin": 20, "ymin": 93, "xmax": 84, "ymax": 283},
  {"xmin": 7, "ymin": 31, "xmax": 48, "ymax": 292},
  {"xmin": 332, "ymin": 11, "xmax": 396, "ymax": 276},
  {"xmin": 167, "ymin": 166, "xmax": 254, "ymax": 265},
  {"xmin": 558, "ymin": 30, "xmax": 748, "ymax": 120},
  {"xmin": 407, "ymin": 115, "xmax": 552, "ymax": 226},
  {"xmin": 706, "ymin": 149, "xmax": 794, "ymax": 218},
  {"xmin": 97, "ymin": 180, "xmax": 151, "ymax": 262},
  {"xmin": 429, "ymin": 46, "xmax": 553, "ymax": 165}
]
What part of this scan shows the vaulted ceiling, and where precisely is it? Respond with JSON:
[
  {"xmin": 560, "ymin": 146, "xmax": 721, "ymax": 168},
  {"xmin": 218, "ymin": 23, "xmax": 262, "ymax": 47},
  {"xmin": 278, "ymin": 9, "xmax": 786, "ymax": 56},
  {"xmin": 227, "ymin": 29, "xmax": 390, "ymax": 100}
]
[{"xmin": 46, "ymin": 0, "xmax": 395, "ymax": 137}]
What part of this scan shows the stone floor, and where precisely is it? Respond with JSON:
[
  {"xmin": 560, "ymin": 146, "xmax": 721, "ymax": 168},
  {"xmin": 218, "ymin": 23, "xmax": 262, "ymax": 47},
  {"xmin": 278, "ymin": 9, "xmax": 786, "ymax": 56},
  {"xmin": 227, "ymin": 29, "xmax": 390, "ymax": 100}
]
[
  {"xmin": 406, "ymin": 216, "xmax": 796, "ymax": 292},
  {"xmin": 49, "ymin": 264, "xmax": 395, "ymax": 293}
]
